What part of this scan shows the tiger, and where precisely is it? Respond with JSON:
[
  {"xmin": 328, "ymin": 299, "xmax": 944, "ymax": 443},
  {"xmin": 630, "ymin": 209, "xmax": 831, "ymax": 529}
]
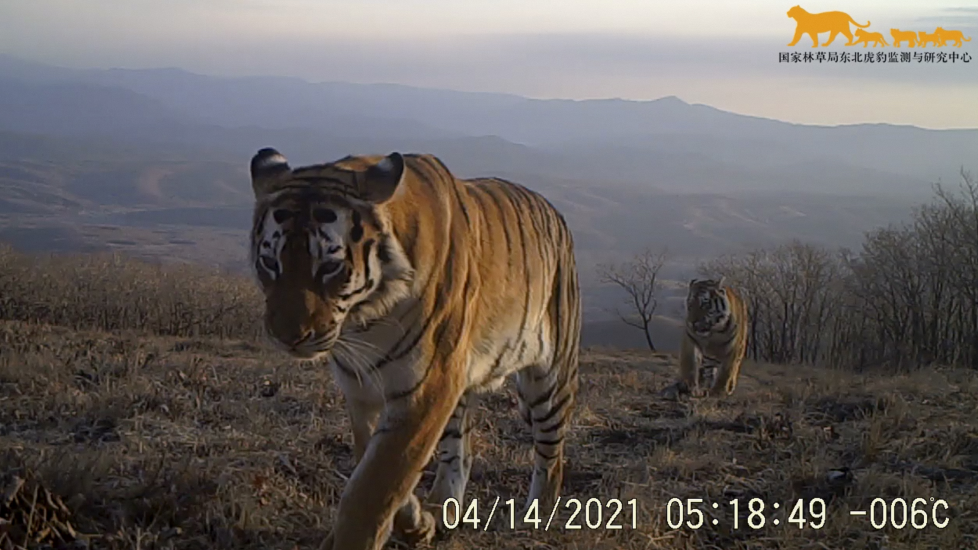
[
  {"xmin": 918, "ymin": 30, "xmax": 942, "ymax": 48},
  {"xmin": 677, "ymin": 277, "xmax": 749, "ymax": 398},
  {"xmin": 853, "ymin": 28, "xmax": 888, "ymax": 48},
  {"xmin": 248, "ymin": 147, "xmax": 581, "ymax": 550},
  {"xmin": 786, "ymin": 5, "xmax": 870, "ymax": 48},
  {"xmin": 934, "ymin": 27, "xmax": 972, "ymax": 47},
  {"xmin": 890, "ymin": 28, "xmax": 918, "ymax": 48}
]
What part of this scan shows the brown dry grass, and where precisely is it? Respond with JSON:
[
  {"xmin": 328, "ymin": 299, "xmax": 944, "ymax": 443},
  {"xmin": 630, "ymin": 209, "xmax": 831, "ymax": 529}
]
[
  {"xmin": 1, "ymin": 321, "xmax": 976, "ymax": 550},
  {"xmin": 0, "ymin": 244, "xmax": 261, "ymax": 339}
]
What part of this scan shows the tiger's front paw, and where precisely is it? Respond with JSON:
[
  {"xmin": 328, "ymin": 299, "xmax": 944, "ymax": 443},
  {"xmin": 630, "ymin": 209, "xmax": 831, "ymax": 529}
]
[
  {"xmin": 708, "ymin": 381, "xmax": 734, "ymax": 398},
  {"xmin": 427, "ymin": 500, "xmax": 459, "ymax": 534},
  {"xmin": 392, "ymin": 507, "xmax": 437, "ymax": 547}
]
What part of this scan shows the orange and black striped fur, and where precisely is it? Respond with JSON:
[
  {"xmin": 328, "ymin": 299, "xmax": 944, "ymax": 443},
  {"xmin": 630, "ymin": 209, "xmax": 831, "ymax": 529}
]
[
  {"xmin": 248, "ymin": 148, "xmax": 581, "ymax": 550},
  {"xmin": 679, "ymin": 277, "xmax": 749, "ymax": 397}
]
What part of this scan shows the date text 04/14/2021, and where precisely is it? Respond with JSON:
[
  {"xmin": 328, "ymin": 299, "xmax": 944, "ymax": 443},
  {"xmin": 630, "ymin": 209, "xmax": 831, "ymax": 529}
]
[{"xmin": 441, "ymin": 497, "xmax": 639, "ymax": 531}]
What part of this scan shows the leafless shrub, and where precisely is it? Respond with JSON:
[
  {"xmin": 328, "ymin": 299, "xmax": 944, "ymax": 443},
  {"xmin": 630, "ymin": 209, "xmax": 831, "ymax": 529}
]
[
  {"xmin": 699, "ymin": 169, "xmax": 978, "ymax": 372},
  {"xmin": 597, "ymin": 247, "xmax": 669, "ymax": 351}
]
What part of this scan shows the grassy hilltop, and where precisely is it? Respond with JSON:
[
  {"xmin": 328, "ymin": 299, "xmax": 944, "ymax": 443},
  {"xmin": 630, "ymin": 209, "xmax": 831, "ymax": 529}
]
[{"xmin": 1, "ymin": 249, "xmax": 976, "ymax": 550}]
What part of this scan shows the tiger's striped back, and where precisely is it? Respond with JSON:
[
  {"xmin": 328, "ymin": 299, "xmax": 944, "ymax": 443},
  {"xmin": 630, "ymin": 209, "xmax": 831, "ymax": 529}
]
[
  {"xmin": 678, "ymin": 277, "xmax": 748, "ymax": 397},
  {"xmin": 248, "ymin": 149, "xmax": 580, "ymax": 549}
]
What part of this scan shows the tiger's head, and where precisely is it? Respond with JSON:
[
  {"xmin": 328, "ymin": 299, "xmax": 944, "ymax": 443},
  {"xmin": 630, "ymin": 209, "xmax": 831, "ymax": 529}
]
[
  {"xmin": 249, "ymin": 147, "xmax": 414, "ymax": 360},
  {"xmin": 685, "ymin": 277, "xmax": 730, "ymax": 336}
]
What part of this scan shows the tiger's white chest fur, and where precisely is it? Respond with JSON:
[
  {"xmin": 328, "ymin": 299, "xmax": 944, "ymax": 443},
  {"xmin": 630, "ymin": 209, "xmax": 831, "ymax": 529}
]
[
  {"xmin": 328, "ymin": 298, "xmax": 423, "ymax": 404},
  {"xmin": 687, "ymin": 330, "xmax": 724, "ymax": 364},
  {"xmin": 329, "ymin": 297, "xmax": 554, "ymax": 405}
]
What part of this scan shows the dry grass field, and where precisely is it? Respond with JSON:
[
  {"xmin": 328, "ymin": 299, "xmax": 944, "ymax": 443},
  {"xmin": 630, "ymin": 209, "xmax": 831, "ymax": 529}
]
[{"xmin": 2, "ymin": 319, "xmax": 976, "ymax": 550}]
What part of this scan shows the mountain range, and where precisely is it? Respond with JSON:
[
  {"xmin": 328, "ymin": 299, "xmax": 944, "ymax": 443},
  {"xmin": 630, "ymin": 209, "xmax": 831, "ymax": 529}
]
[{"xmin": 0, "ymin": 54, "xmax": 974, "ymax": 349}]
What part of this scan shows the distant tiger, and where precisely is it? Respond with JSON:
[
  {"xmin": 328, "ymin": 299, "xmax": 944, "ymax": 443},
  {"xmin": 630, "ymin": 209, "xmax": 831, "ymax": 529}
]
[
  {"xmin": 248, "ymin": 148, "xmax": 581, "ymax": 550},
  {"xmin": 678, "ymin": 277, "xmax": 749, "ymax": 397}
]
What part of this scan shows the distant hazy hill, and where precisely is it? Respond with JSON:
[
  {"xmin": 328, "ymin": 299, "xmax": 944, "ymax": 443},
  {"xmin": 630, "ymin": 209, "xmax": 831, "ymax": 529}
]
[
  {"xmin": 0, "ymin": 77, "xmax": 180, "ymax": 137},
  {"xmin": 1, "ymin": 55, "xmax": 973, "ymax": 196},
  {"xmin": 0, "ymin": 128, "xmax": 917, "ymax": 254},
  {"xmin": 0, "ymin": 54, "xmax": 973, "ymax": 348}
]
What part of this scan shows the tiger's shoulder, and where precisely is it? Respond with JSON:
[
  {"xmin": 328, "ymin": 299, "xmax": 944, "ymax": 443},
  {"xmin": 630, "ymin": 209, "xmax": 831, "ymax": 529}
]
[
  {"xmin": 722, "ymin": 284, "xmax": 747, "ymax": 309},
  {"xmin": 402, "ymin": 154, "xmax": 573, "ymax": 237}
]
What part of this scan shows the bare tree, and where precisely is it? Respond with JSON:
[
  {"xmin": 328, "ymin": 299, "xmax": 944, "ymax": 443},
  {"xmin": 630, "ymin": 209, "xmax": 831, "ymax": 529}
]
[
  {"xmin": 598, "ymin": 247, "xmax": 669, "ymax": 352},
  {"xmin": 690, "ymin": 167, "xmax": 978, "ymax": 372}
]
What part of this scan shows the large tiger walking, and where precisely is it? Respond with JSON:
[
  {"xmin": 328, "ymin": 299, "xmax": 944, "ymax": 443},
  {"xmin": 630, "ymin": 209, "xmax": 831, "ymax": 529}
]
[
  {"xmin": 248, "ymin": 148, "xmax": 581, "ymax": 550},
  {"xmin": 678, "ymin": 277, "xmax": 748, "ymax": 397}
]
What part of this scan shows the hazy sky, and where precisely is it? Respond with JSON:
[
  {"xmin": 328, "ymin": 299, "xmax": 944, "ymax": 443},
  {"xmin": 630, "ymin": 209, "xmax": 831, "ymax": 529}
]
[{"xmin": 1, "ymin": 0, "xmax": 977, "ymax": 128}]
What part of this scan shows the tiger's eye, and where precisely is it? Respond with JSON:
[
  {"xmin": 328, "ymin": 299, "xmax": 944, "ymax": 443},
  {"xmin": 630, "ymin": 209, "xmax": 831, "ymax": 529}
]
[
  {"xmin": 272, "ymin": 209, "xmax": 294, "ymax": 224},
  {"xmin": 316, "ymin": 259, "xmax": 343, "ymax": 281},
  {"xmin": 313, "ymin": 208, "xmax": 337, "ymax": 224}
]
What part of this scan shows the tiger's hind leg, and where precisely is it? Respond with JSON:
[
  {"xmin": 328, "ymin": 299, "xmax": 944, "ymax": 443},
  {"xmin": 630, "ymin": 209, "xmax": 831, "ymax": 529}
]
[
  {"xmin": 515, "ymin": 360, "xmax": 576, "ymax": 516},
  {"xmin": 425, "ymin": 392, "xmax": 476, "ymax": 528},
  {"xmin": 840, "ymin": 28, "xmax": 856, "ymax": 45}
]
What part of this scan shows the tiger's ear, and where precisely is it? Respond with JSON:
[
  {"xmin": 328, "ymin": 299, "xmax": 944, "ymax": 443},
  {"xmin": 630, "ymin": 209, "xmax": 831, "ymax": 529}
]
[
  {"xmin": 688, "ymin": 278, "xmax": 699, "ymax": 288},
  {"xmin": 359, "ymin": 152, "xmax": 405, "ymax": 204},
  {"xmin": 250, "ymin": 147, "xmax": 291, "ymax": 198},
  {"xmin": 717, "ymin": 275, "xmax": 726, "ymax": 287}
]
